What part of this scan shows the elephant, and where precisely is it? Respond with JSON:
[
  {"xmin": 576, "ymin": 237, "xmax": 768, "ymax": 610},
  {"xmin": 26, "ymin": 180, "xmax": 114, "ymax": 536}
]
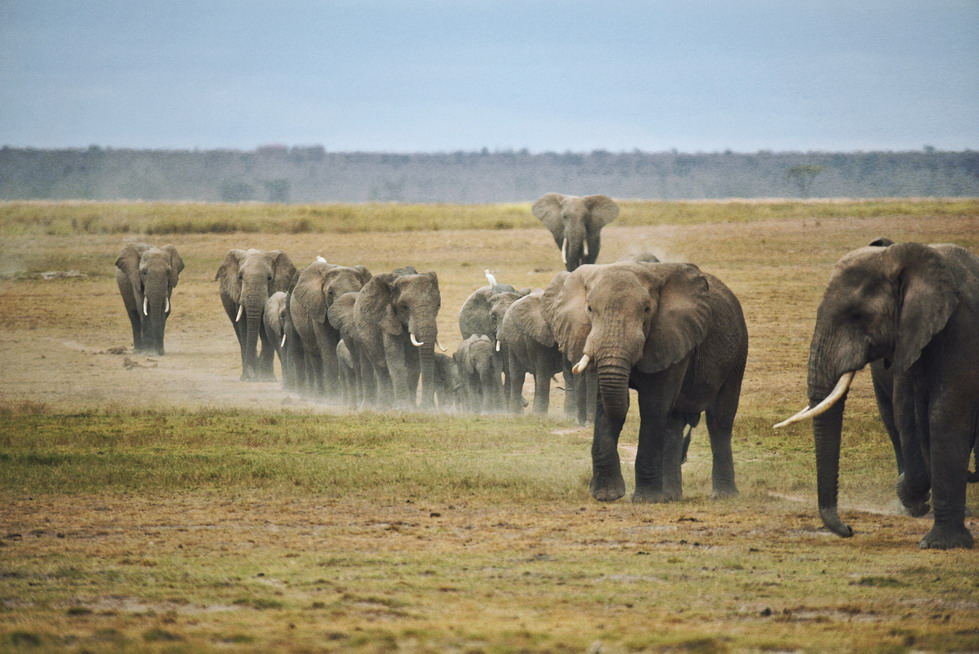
[
  {"xmin": 289, "ymin": 259, "xmax": 372, "ymax": 398},
  {"xmin": 532, "ymin": 193, "xmax": 619, "ymax": 272},
  {"xmin": 458, "ymin": 272, "xmax": 531, "ymax": 339},
  {"xmin": 454, "ymin": 335, "xmax": 506, "ymax": 413},
  {"xmin": 346, "ymin": 269, "xmax": 444, "ymax": 409},
  {"xmin": 542, "ymin": 260, "xmax": 748, "ymax": 503},
  {"xmin": 775, "ymin": 241, "xmax": 979, "ymax": 549},
  {"xmin": 434, "ymin": 352, "xmax": 463, "ymax": 411},
  {"xmin": 263, "ymin": 291, "xmax": 289, "ymax": 378},
  {"xmin": 216, "ymin": 249, "xmax": 297, "ymax": 381},
  {"xmin": 498, "ymin": 290, "xmax": 575, "ymax": 419},
  {"xmin": 115, "ymin": 242, "xmax": 184, "ymax": 356}
]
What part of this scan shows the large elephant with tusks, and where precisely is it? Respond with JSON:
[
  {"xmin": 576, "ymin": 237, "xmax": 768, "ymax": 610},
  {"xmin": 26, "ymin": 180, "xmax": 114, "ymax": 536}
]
[{"xmin": 216, "ymin": 249, "xmax": 297, "ymax": 381}]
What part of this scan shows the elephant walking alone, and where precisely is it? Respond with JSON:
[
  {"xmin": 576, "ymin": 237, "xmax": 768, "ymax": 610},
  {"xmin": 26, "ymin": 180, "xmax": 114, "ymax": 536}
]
[
  {"xmin": 542, "ymin": 261, "xmax": 748, "ymax": 503},
  {"xmin": 532, "ymin": 193, "xmax": 619, "ymax": 272},
  {"xmin": 115, "ymin": 242, "xmax": 184, "ymax": 356},
  {"xmin": 216, "ymin": 249, "xmax": 297, "ymax": 381},
  {"xmin": 776, "ymin": 241, "xmax": 979, "ymax": 549}
]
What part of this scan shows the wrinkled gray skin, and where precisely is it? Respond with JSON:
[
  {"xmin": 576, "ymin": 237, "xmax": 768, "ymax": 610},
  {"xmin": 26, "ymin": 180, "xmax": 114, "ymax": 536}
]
[
  {"xmin": 329, "ymin": 293, "xmax": 372, "ymax": 407},
  {"xmin": 434, "ymin": 352, "xmax": 462, "ymax": 411},
  {"xmin": 498, "ymin": 291, "xmax": 575, "ymax": 419},
  {"xmin": 263, "ymin": 291, "xmax": 289, "ymax": 378},
  {"xmin": 216, "ymin": 249, "xmax": 297, "ymax": 381},
  {"xmin": 454, "ymin": 335, "xmax": 506, "ymax": 413},
  {"xmin": 290, "ymin": 260, "xmax": 372, "ymax": 399},
  {"xmin": 533, "ymin": 193, "xmax": 619, "ymax": 272},
  {"xmin": 337, "ymin": 339, "xmax": 357, "ymax": 408},
  {"xmin": 281, "ymin": 286, "xmax": 304, "ymax": 391},
  {"xmin": 804, "ymin": 241, "xmax": 979, "ymax": 549},
  {"xmin": 115, "ymin": 243, "xmax": 184, "ymax": 356},
  {"xmin": 349, "ymin": 270, "xmax": 442, "ymax": 409},
  {"xmin": 459, "ymin": 281, "xmax": 530, "ymax": 340},
  {"xmin": 543, "ymin": 261, "xmax": 748, "ymax": 503}
]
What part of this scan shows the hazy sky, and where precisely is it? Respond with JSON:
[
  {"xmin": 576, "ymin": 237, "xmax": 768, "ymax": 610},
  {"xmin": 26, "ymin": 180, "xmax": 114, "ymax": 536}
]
[{"xmin": 1, "ymin": 1, "xmax": 977, "ymax": 152}]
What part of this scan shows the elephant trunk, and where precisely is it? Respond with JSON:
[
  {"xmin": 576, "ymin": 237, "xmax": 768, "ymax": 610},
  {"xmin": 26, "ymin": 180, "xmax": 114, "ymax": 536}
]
[
  {"xmin": 564, "ymin": 223, "xmax": 586, "ymax": 272},
  {"xmin": 808, "ymin": 329, "xmax": 855, "ymax": 537},
  {"xmin": 418, "ymin": 343, "xmax": 436, "ymax": 409},
  {"xmin": 242, "ymin": 289, "xmax": 268, "ymax": 379},
  {"xmin": 596, "ymin": 355, "xmax": 632, "ymax": 424},
  {"xmin": 143, "ymin": 275, "xmax": 169, "ymax": 356}
]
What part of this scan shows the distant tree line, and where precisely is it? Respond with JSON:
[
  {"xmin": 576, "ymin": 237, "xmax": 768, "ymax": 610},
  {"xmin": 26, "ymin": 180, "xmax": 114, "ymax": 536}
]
[{"xmin": 0, "ymin": 145, "xmax": 976, "ymax": 203}]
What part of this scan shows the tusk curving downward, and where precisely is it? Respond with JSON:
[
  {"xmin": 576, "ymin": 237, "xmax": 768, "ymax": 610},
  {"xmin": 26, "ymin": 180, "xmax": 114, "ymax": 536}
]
[
  {"xmin": 561, "ymin": 238, "xmax": 568, "ymax": 264},
  {"xmin": 235, "ymin": 305, "xmax": 243, "ymax": 322},
  {"xmin": 484, "ymin": 270, "xmax": 497, "ymax": 286},
  {"xmin": 143, "ymin": 296, "xmax": 149, "ymax": 316},
  {"xmin": 572, "ymin": 353, "xmax": 590, "ymax": 375},
  {"xmin": 773, "ymin": 371, "xmax": 856, "ymax": 429},
  {"xmin": 410, "ymin": 333, "xmax": 425, "ymax": 347},
  {"xmin": 583, "ymin": 240, "xmax": 589, "ymax": 258},
  {"xmin": 495, "ymin": 339, "xmax": 501, "ymax": 352},
  {"xmin": 281, "ymin": 332, "xmax": 287, "ymax": 348},
  {"xmin": 165, "ymin": 296, "xmax": 170, "ymax": 314},
  {"xmin": 436, "ymin": 339, "xmax": 448, "ymax": 353}
]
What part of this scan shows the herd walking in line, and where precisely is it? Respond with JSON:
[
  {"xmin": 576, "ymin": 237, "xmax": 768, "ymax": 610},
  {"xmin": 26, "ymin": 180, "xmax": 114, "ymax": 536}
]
[{"xmin": 114, "ymin": 193, "xmax": 979, "ymax": 550}]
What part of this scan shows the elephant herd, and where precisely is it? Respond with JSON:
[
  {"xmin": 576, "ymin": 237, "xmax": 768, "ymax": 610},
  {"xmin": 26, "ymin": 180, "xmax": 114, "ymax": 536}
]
[{"xmin": 114, "ymin": 197, "xmax": 979, "ymax": 550}]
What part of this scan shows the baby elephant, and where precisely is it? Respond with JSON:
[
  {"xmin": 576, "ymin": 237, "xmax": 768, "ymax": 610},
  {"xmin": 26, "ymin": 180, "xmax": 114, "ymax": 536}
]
[
  {"xmin": 454, "ymin": 335, "xmax": 505, "ymax": 413},
  {"xmin": 115, "ymin": 242, "xmax": 184, "ymax": 355}
]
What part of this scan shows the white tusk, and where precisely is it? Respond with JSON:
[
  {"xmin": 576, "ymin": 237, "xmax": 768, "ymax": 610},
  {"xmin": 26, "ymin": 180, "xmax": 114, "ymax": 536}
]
[
  {"xmin": 572, "ymin": 353, "xmax": 590, "ymax": 375},
  {"xmin": 773, "ymin": 371, "xmax": 856, "ymax": 429},
  {"xmin": 410, "ymin": 333, "xmax": 425, "ymax": 347},
  {"xmin": 436, "ymin": 339, "xmax": 448, "ymax": 352},
  {"xmin": 165, "ymin": 296, "xmax": 170, "ymax": 314},
  {"xmin": 561, "ymin": 238, "xmax": 568, "ymax": 264},
  {"xmin": 281, "ymin": 332, "xmax": 287, "ymax": 348},
  {"xmin": 583, "ymin": 240, "xmax": 589, "ymax": 258},
  {"xmin": 316, "ymin": 256, "xmax": 327, "ymax": 263},
  {"xmin": 484, "ymin": 270, "xmax": 497, "ymax": 286},
  {"xmin": 143, "ymin": 296, "xmax": 148, "ymax": 316},
  {"xmin": 495, "ymin": 340, "xmax": 501, "ymax": 352},
  {"xmin": 236, "ymin": 305, "xmax": 243, "ymax": 322}
]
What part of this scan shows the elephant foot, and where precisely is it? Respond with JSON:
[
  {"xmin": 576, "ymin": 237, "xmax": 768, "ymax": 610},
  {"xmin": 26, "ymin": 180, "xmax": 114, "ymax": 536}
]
[
  {"xmin": 919, "ymin": 524, "xmax": 974, "ymax": 550},
  {"xmin": 590, "ymin": 472, "xmax": 625, "ymax": 502},
  {"xmin": 710, "ymin": 485, "xmax": 739, "ymax": 500},
  {"xmin": 632, "ymin": 487, "xmax": 680, "ymax": 503}
]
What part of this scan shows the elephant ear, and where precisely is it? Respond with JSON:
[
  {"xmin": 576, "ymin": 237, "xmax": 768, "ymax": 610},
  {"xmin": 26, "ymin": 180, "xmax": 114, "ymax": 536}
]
[
  {"xmin": 351, "ymin": 265, "xmax": 372, "ymax": 286},
  {"xmin": 116, "ymin": 243, "xmax": 150, "ymax": 297},
  {"xmin": 216, "ymin": 249, "xmax": 246, "ymax": 300},
  {"xmin": 359, "ymin": 273, "xmax": 402, "ymax": 335},
  {"xmin": 885, "ymin": 242, "xmax": 958, "ymax": 373},
  {"xmin": 541, "ymin": 269, "xmax": 591, "ymax": 363},
  {"xmin": 327, "ymin": 291, "xmax": 357, "ymax": 331},
  {"xmin": 532, "ymin": 193, "xmax": 567, "ymax": 241},
  {"xmin": 509, "ymin": 292, "xmax": 555, "ymax": 347},
  {"xmin": 293, "ymin": 265, "xmax": 330, "ymax": 322},
  {"xmin": 583, "ymin": 195, "xmax": 619, "ymax": 228},
  {"xmin": 638, "ymin": 263, "xmax": 712, "ymax": 374},
  {"xmin": 269, "ymin": 250, "xmax": 297, "ymax": 295},
  {"xmin": 161, "ymin": 244, "xmax": 184, "ymax": 288}
]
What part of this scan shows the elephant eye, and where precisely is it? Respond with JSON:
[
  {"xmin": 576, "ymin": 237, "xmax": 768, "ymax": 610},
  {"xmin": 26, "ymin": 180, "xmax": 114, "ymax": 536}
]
[
  {"xmin": 238, "ymin": 272, "xmax": 243, "ymax": 281},
  {"xmin": 586, "ymin": 305, "xmax": 592, "ymax": 313},
  {"xmin": 267, "ymin": 274, "xmax": 273, "ymax": 282}
]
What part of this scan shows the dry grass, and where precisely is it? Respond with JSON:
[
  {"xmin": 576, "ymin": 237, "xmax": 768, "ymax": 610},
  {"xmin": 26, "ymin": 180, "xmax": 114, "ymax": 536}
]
[{"xmin": 1, "ymin": 201, "xmax": 978, "ymax": 652}]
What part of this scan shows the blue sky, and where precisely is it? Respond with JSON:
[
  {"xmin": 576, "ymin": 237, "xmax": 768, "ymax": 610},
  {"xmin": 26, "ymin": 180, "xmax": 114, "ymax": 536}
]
[{"xmin": 1, "ymin": 1, "xmax": 976, "ymax": 152}]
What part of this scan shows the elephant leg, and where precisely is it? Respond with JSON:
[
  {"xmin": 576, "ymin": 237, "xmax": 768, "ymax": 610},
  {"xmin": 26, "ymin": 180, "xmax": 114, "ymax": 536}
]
[
  {"xmin": 591, "ymin": 401, "xmax": 626, "ymax": 502},
  {"xmin": 920, "ymin": 413, "xmax": 974, "ymax": 550},
  {"xmin": 257, "ymin": 323, "xmax": 276, "ymax": 381},
  {"xmin": 404, "ymin": 344, "xmax": 420, "ymax": 405},
  {"xmin": 895, "ymin": 375, "xmax": 931, "ymax": 516},
  {"xmin": 126, "ymin": 309, "xmax": 143, "ymax": 353},
  {"xmin": 633, "ymin": 368, "xmax": 688, "ymax": 503},
  {"xmin": 705, "ymin": 381, "xmax": 741, "ymax": 499},
  {"xmin": 383, "ymin": 335, "xmax": 411, "ymax": 408},
  {"xmin": 234, "ymin": 319, "xmax": 249, "ymax": 380},
  {"xmin": 532, "ymin": 371, "xmax": 550, "ymax": 415},
  {"xmin": 562, "ymin": 364, "xmax": 577, "ymax": 422},
  {"xmin": 508, "ymin": 353, "xmax": 526, "ymax": 415}
]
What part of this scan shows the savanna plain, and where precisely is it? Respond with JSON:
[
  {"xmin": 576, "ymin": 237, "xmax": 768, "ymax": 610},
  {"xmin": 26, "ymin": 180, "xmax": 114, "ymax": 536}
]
[{"xmin": 1, "ymin": 199, "xmax": 978, "ymax": 653}]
